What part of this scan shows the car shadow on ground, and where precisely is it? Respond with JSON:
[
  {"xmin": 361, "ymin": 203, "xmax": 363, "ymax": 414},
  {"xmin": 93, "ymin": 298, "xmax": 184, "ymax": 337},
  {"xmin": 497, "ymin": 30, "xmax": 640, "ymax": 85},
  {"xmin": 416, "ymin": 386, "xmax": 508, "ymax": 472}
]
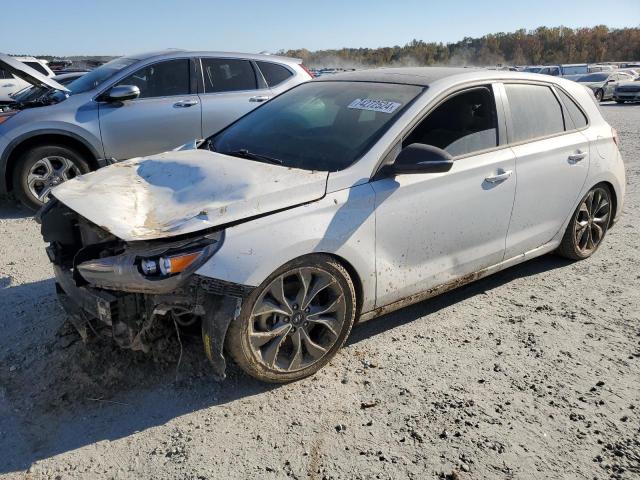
[
  {"xmin": 0, "ymin": 253, "xmax": 572, "ymax": 474},
  {"xmin": 0, "ymin": 198, "xmax": 33, "ymax": 219}
]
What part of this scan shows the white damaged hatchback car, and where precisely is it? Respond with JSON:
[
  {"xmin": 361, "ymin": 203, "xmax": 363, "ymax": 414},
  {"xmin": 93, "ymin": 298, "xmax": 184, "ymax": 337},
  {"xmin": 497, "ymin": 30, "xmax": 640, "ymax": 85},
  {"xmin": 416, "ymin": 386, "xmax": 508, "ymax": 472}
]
[{"xmin": 39, "ymin": 68, "xmax": 625, "ymax": 382}]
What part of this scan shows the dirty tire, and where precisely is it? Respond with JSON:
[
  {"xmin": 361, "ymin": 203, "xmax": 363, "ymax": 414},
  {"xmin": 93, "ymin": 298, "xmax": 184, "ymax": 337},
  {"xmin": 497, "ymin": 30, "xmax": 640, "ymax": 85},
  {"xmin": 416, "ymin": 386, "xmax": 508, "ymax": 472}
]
[
  {"xmin": 557, "ymin": 184, "xmax": 612, "ymax": 260},
  {"xmin": 226, "ymin": 254, "xmax": 357, "ymax": 383},
  {"xmin": 12, "ymin": 145, "xmax": 90, "ymax": 211}
]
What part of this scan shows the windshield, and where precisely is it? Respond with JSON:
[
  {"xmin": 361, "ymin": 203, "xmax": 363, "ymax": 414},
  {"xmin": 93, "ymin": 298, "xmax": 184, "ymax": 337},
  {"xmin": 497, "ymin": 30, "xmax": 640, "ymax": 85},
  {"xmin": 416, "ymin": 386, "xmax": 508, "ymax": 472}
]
[
  {"xmin": 577, "ymin": 73, "xmax": 608, "ymax": 82},
  {"xmin": 210, "ymin": 81, "xmax": 424, "ymax": 171},
  {"xmin": 65, "ymin": 57, "xmax": 137, "ymax": 94}
]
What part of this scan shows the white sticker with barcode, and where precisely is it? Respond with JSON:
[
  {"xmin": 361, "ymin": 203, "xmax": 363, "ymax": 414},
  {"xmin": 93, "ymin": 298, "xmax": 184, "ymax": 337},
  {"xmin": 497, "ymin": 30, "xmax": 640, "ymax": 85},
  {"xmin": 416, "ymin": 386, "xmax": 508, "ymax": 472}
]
[{"xmin": 347, "ymin": 98, "xmax": 402, "ymax": 113}]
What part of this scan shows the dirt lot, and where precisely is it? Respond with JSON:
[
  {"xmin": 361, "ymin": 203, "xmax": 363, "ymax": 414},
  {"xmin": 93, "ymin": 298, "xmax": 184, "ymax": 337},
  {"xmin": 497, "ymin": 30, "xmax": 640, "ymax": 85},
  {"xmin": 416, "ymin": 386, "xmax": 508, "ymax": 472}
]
[{"xmin": 0, "ymin": 104, "xmax": 638, "ymax": 480}]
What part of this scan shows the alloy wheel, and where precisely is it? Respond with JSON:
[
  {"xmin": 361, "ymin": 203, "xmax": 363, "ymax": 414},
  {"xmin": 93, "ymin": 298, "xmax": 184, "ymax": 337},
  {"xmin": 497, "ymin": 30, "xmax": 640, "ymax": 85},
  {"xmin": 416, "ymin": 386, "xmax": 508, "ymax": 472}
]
[
  {"xmin": 26, "ymin": 156, "xmax": 81, "ymax": 203},
  {"xmin": 248, "ymin": 267, "xmax": 346, "ymax": 372},
  {"xmin": 574, "ymin": 187, "xmax": 610, "ymax": 255}
]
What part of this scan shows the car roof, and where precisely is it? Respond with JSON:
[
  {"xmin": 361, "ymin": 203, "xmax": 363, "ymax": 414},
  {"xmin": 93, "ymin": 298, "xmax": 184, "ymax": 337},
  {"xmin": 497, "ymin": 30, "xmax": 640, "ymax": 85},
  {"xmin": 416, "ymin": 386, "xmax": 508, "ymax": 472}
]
[
  {"xmin": 124, "ymin": 49, "xmax": 302, "ymax": 65},
  {"xmin": 311, "ymin": 67, "xmax": 577, "ymax": 87}
]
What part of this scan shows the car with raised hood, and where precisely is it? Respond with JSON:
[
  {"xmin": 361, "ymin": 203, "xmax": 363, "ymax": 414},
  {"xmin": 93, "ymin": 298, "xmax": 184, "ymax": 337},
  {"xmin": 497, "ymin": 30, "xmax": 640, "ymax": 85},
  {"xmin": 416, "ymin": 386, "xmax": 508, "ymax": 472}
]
[
  {"xmin": 0, "ymin": 50, "xmax": 313, "ymax": 210},
  {"xmin": 573, "ymin": 71, "xmax": 636, "ymax": 102},
  {"xmin": 39, "ymin": 68, "xmax": 625, "ymax": 383},
  {"xmin": 0, "ymin": 56, "xmax": 55, "ymax": 104}
]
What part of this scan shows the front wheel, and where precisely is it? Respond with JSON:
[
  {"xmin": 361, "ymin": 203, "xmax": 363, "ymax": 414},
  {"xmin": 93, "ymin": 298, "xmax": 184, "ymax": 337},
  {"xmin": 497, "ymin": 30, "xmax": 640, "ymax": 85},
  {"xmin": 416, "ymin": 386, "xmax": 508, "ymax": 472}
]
[
  {"xmin": 225, "ymin": 254, "xmax": 357, "ymax": 383},
  {"xmin": 557, "ymin": 185, "xmax": 612, "ymax": 260},
  {"xmin": 12, "ymin": 145, "xmax": 90, "ymax": 211}
]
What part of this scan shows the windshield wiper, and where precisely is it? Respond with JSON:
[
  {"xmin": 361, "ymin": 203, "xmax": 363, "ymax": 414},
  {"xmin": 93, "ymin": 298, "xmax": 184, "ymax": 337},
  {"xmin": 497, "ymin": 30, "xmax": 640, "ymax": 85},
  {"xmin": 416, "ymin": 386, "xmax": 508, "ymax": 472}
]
[{"xmin": 222, "ymin": 148, "xmax": 283, "ymax": 165}]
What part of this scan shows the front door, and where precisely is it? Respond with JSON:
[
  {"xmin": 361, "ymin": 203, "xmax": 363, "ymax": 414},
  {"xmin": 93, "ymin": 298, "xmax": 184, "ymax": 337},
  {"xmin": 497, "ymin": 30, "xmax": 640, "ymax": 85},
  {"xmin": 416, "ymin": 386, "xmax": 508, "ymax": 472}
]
[
  {"xmin": 372, "ymin": 85, "xmax": 517, "ymax": 308},
  {"xmin": 99, "ymin": 58, "xmax": 202, "ymax": 160}
]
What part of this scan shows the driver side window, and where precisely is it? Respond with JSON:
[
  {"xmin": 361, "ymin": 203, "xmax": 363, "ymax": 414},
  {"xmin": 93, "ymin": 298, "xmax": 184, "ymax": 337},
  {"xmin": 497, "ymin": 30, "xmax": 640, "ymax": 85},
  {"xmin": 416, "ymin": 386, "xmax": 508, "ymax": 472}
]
[
  {"xmin": 403, "ymin": 86, "xmax": 498, "ymax": 157},
  {"xmin": 114, "ymin": 59, "xmax": 190, "ymax": 99}
]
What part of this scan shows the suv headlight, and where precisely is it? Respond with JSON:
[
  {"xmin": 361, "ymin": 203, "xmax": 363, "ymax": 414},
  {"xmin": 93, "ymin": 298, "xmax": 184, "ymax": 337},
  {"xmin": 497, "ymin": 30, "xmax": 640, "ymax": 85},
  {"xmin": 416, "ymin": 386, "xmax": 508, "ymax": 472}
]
[
  {"xmin": 0, "ymin": 111, "xmax": 18, "ymax": 125},
  {"xmin": 76, "ymin": 231, "xmax": 224, "ymax": 293}
]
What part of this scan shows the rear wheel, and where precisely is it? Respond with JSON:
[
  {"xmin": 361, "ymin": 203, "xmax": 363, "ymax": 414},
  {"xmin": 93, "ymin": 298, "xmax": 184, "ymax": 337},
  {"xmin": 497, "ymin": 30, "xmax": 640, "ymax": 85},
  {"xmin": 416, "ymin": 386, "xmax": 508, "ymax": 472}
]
[
  {"xmin": 12, "ymin": 145, "xmax": 90, "ymax": 211},
  {"xmin": 226, "ymin": 254, "xmax": 356, "ymax": 383},
  {"xmin": 557, "ymin": 185, "xmax": 612, "ymax": 260},
  {"xmin": 595, "ymin": 89, "xmax": 604, "ymax": 102}
]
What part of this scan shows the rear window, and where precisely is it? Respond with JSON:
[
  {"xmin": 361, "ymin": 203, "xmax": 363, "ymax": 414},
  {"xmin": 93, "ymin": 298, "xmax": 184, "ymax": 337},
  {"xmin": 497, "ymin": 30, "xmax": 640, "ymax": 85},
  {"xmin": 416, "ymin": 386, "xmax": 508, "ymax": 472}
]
[
  {"xmin": 505, "ymin": 84, "xmax": 565, "ymax": 143},
  {"xmin": 556, "ymin": 89, "xmax": 588, "ymax": 129},
  {"xmin": 201, "ymin": 58, "xmax": 257, "ymax": 93},
  {"xmin": 257, "ymin": 61, "xmax": 293, "ymax": 87}
]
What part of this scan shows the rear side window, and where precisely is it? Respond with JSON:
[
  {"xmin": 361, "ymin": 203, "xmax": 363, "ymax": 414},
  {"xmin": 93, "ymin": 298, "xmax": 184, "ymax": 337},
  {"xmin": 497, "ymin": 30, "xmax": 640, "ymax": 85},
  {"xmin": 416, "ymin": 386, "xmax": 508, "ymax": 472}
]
[
  {"xmin": 505, "ymin": 84, "xmax": 565, "ymax": 143},
  {"xmin": 404, "ymin": 86, "xmax": 498, "ymax": 157},
  {"xmin": 115, "ymin": 59, "xmax": 190, "ymax": 98},
  {"xmin": 257, "ymin": 61, "xmax": 293, "ymax": 87},
  {"xmin": 556, "ymin": 89, "xmax": 588, "ymax": 129},
  {"xmin": 201, "ymin": 58, "xmax": 257, "ymax": 93}
]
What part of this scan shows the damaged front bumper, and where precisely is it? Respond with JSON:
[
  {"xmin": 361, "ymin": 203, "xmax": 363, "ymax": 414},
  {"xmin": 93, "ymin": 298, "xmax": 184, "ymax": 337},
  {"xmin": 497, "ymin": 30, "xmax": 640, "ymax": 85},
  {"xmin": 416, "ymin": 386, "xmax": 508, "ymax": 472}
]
[{"xmin": 40, "ymin": 199, "xmax": 252, "ymax": 379}]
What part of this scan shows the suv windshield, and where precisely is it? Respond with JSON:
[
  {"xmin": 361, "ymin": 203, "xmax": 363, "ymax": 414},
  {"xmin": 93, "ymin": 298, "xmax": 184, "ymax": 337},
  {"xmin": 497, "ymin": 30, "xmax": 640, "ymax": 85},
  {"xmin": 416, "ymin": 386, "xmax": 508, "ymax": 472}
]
[
  {"xmin": 65, "ymin": 57, "xmax": 138, "ymax": 94},
  {"xmin": 210, "ymin": 81, "xmax": 423, "ymax": 171},
  {"xmin": 577, "ymin": 73, "xmax": 609, "ymax": 82}
]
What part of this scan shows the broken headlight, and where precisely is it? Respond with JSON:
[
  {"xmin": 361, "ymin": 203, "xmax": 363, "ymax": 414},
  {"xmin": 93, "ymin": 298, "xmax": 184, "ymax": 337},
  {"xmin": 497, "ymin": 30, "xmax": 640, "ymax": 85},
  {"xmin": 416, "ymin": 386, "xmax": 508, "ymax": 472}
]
[{"xmin": 76, "ymin": 231, "xmax": 224, "ymax": 293}]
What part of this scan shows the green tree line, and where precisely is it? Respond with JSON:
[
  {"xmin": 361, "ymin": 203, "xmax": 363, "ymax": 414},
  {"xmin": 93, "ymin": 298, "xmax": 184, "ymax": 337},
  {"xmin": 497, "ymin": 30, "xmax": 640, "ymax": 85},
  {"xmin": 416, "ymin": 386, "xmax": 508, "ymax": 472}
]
[{"xmin": 280, "ymin": 26, "xmax": 640, "ymax": 67}]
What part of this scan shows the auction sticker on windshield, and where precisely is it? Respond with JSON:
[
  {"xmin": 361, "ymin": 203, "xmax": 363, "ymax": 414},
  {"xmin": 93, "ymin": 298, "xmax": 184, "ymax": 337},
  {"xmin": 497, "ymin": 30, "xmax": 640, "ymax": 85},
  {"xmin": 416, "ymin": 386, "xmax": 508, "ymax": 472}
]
[{"xmin": 348, "ymin": 98, "xmax": 402, "ymax": 113}]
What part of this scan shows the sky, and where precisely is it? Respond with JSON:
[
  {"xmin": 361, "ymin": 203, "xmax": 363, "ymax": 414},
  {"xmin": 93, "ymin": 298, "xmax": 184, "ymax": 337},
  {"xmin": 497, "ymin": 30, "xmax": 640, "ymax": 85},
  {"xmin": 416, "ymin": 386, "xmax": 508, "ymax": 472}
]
[{"xmin": 1, "ymin": 0, "xmax": 639, "ymax": 56}]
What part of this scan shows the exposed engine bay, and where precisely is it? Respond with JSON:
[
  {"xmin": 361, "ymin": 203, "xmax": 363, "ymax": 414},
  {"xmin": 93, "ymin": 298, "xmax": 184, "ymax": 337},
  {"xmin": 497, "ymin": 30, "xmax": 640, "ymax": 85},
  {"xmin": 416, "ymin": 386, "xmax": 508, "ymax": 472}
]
[{"xmin": 37, "ymin": 199, "xmax": 249, "ymax": 379}]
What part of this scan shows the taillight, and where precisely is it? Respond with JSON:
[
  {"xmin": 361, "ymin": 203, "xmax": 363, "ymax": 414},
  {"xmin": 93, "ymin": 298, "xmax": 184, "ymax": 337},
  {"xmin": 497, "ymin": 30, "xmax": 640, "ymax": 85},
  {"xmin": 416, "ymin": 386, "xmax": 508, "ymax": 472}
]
[
  {"xmin": 612, "ymin": 127, "xmax": 620, "ymax": 147},
  {"xmin": 299, "ymin": 63, "xmax": 315, "ymax": 79}
]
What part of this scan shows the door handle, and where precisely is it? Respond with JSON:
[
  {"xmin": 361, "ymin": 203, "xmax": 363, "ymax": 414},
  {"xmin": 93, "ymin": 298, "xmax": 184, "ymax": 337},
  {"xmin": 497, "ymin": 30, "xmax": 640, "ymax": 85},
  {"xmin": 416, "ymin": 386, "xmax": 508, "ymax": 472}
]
[
  {"xmin": 249, "ymin": 95, "xmax": 270, "ymax": 102},
  {"xmin": 485, "ymin": 169, "xmax": 513, "ymax": 183},
  {"xmin": 173, "ymin": 100, "xmax": 199, "ymax": 108},
  {"xmin": 568, "ymin": 151, "xmax": 587, "ymax": 163}
]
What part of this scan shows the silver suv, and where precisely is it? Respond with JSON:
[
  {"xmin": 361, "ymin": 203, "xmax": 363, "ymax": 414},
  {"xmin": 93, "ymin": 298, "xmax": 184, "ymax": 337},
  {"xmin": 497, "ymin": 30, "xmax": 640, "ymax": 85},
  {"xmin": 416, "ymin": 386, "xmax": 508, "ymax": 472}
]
[{"xmin": 0, "ymin": 50, "xmax": 312, "ymax": 209}]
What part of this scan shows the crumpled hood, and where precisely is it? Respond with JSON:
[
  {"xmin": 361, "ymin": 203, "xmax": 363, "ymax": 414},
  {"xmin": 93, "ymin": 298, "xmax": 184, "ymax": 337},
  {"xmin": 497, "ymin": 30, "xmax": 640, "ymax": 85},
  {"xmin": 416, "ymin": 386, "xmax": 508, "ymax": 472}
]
[{"xmin": 52, "ymin": 150, "xmax": 328, "ymax": 241}]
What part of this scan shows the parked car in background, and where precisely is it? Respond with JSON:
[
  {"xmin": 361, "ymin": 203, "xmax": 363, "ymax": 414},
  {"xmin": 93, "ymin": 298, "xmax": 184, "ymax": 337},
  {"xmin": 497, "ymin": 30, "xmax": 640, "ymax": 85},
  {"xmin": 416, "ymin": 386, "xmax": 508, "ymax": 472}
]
[
  {"xmin": 613, "ymin": 75, "xmax": 640, "ymax": 103},
  {"xmin": 39, "ymin": 68, "xmax": 624, "ymax": 382},
  {"xmin": 523, "ymin": 66, "xmax": 543, "ymax": 73},
  {"xmin": 573, "ymin": 71, "xmax": 636, "ymax": 101},
  {"xmin": 538, "ymin": 64, "xmax": 588, "ymax": 76},
  {"xmin": 2, "ymin": 72, "xmax": 87, "ymax": 110},
  {"xmin": 0, "ymin": 56, "xmax": 55, "ymax": 103},
  {"xmin": 0, "ymin": 50, "xmax": 312, "ymax": 209}
]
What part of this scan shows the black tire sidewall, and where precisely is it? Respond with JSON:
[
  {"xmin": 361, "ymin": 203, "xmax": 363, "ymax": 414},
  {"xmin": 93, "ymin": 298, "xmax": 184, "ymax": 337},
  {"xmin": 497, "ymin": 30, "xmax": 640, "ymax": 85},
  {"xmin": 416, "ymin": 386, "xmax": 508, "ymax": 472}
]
[
  {"xmin": 13, "ymin": 145, "xmax": 91, "ymax": 211},
  {"xmin": 567, "ymin": 186, "xmax": 611, "ymax": 259},
  {"xmin": 226, "ymin": 254, "xmax": 356, "ymax": 383}
]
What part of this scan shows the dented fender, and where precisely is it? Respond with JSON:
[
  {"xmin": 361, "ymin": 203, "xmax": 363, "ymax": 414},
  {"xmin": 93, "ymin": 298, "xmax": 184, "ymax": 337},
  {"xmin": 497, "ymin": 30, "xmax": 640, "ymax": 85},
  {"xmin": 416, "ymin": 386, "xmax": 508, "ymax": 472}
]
[{"xmin": 195, "ymin": 184, "xmax": 378, "ymax": 313}]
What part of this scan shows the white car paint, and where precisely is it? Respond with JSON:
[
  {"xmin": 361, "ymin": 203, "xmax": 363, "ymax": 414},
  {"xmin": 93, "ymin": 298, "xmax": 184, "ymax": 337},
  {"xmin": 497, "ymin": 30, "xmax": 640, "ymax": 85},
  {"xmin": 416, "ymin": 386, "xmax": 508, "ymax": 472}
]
[
  {"xmin": 0, "ymin": 55, "xmax": 57, "ymax": 102},
  {"xmin": 52, "ymin": 149, "xmax": 328, "ymax": 241},
  {"xmin": 50, "ymin": 68, "xmax": 625, "ymax": 321}
]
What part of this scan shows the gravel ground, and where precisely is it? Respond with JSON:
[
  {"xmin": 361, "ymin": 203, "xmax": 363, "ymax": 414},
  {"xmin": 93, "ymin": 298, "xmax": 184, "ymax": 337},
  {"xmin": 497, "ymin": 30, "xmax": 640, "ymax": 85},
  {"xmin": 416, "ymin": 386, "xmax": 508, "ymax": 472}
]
[{"xmin": 0, "ymin": 104, "xmax": 638, "ymax": 480}]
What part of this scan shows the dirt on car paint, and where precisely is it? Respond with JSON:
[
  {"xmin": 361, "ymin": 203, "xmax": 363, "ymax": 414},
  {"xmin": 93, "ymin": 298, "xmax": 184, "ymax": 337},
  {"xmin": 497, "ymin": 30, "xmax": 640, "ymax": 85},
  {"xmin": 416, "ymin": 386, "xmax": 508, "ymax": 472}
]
[{"xmin": 0, "ymin": 104, "xmax": 638, "ymax": 479}]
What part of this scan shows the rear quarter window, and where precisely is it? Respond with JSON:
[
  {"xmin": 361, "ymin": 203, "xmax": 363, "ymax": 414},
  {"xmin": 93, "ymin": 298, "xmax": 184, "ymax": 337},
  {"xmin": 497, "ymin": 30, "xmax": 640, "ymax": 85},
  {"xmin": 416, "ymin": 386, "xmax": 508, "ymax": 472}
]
[
  {"xmin": 556, "ymin": 89, "xmax": 588, "ymax": 129},
  {"xmin": 257, "ymin": 61, "xmax": 293, "ymax": 87},
  {"xmin": 505, "ymin": 84, "xmax": 565, "ymax": 143}
]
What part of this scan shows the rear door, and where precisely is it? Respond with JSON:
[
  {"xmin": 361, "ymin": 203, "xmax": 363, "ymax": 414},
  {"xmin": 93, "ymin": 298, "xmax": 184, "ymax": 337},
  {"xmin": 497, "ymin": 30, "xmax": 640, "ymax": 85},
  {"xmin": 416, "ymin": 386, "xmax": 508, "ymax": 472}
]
[
  {"xmin": 502, "ymin": 83, "xmax": 590, "ymax": 258},
  {"xmin": 198, "ymin": 57, "xmax": 270, "ymax": 138},
  {"xmin": 99, "ymin": 58, "xmax": 201, "ymax": 160}
]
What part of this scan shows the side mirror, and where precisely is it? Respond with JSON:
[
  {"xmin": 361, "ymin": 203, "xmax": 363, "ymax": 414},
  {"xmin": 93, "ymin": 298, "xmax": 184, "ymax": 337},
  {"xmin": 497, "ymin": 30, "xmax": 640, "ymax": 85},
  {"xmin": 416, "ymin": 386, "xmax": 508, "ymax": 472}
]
[
  {"xmin": 106, "ymin": 85, "xmax": 140, "ymax": 102},
  {"xmin": 386, "ymin": 143, "xmax": 454, "ymax": 175}
]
